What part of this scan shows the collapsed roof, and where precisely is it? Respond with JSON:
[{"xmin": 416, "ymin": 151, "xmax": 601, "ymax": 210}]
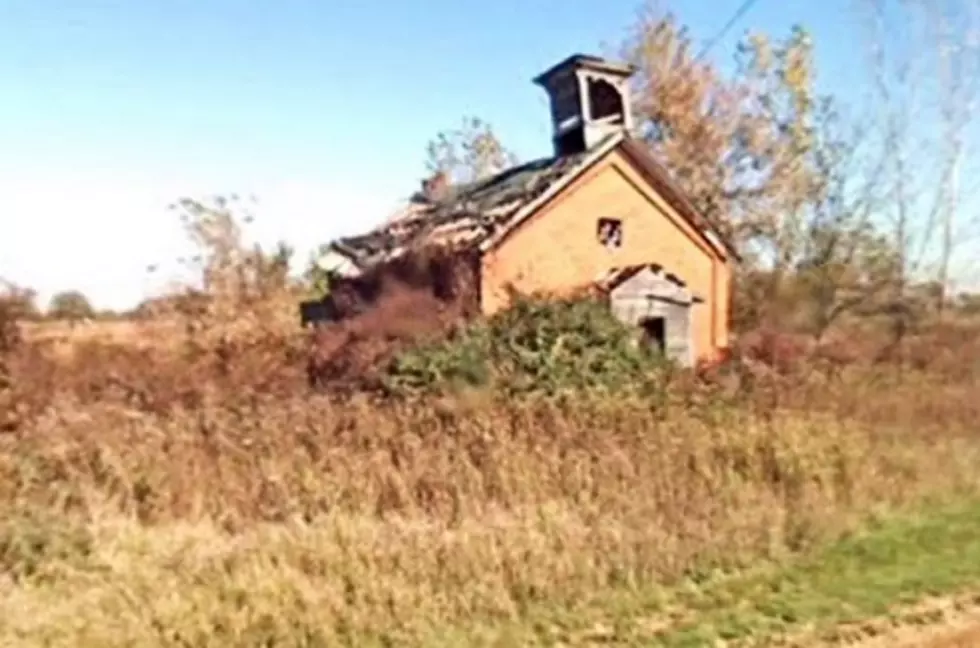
[
  {"xmin": 319, "ymin": 132, "xmax": 737, "ymax": 280},
  {"xmin": 320, "ymin": 140, "xmax": 599, "ymax": 277}
]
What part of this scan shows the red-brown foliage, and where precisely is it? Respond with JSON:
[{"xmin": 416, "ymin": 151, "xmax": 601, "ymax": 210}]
[{"xmin": 306, "ymin": 247, "xmax": 481, "ymax": 391}]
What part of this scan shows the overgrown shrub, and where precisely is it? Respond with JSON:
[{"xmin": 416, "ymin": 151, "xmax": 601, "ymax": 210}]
[{"xmin": 384, "ymin": 295, "xmax": 674, "ymax": 396}]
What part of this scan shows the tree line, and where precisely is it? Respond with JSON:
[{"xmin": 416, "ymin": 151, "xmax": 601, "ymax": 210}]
[{"xmin": 0, "ymin": 283, "xmax": 101, "ymax": 323}]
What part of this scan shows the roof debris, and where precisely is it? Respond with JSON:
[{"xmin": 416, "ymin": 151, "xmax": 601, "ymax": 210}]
[{"xmin": 329, "ymin": 146, "xmax": 596, "ymax": 272}]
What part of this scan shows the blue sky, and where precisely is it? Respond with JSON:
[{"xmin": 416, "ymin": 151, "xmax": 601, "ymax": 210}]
[{"xmin": 0, "ymin": 0, "xmax": 957, "ymax": 309}]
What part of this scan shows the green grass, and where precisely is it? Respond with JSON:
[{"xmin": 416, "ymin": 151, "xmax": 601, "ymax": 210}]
[{"xmin": 425, "ymin": 499, "xmax": 980, "ymax": 646}]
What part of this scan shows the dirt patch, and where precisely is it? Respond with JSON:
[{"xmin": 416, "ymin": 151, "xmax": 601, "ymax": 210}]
[
  {"xmin": 914, "ymin": 623, "xmax": 980, "ymax": 647},
  {"xmin": 872, "ymin": 607, "xmax": 980, "ymax": 648},
  {"xmin": 805, "ymin": 594, "xmax": 980, "ymax": 648}
]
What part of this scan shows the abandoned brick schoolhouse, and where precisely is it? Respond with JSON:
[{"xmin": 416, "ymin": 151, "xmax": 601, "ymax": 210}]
[{"xmin": 306, "ymin": 54, "xmax": 738, "ymax": 366}]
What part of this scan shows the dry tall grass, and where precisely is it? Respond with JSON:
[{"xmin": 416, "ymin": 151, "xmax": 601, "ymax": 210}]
[{"xmin": 1, "ymin": 311, "xmax": 979, "ymax": 645}]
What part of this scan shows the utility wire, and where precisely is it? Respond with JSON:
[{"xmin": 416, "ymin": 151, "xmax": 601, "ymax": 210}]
[{"xmin": 696, "ymin": 0, "xmax": 763, "ymax": 61}]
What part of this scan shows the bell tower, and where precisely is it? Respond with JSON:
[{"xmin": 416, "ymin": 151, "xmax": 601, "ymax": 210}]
[{"xmin": 534, "ymin": 54, "xmax": 637, "ymax": 157}]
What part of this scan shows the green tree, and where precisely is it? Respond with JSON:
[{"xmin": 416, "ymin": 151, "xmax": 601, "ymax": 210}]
[{"xmin": 48, "ymin": 290, "xmax": 95, "ymax": 322}]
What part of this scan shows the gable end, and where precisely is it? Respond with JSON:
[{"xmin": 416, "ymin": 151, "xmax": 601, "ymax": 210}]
[
  {"xmin": 476, "ymin": 134, "xmax": 738, "ymax": 264},
  {"xmin": 617, "ymin": 138, "xmax": 739, "ymax": 263},
  {"xmin": 477, "ymin": 133, "xmax": 625, "ymax": 254}
]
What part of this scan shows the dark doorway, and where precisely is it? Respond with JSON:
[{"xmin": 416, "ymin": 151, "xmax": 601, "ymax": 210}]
[
  {"xmin": 639, "ymin": 317, "xmax": 666, "ymax": 355},
  {"xmin": 299, "ymin": 299, "xmax": 338, "ymax": 328}
]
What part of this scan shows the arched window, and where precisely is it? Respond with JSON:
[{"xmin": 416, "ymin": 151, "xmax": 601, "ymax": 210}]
[{"xmin": 587, "ymin": 78, "xmax": 625, "ymax": 123}]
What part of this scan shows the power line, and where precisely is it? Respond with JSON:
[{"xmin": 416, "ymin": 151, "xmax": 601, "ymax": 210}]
[{"xmin": 696, "ymin": 0, "xmax": 763, "ymax": 62}]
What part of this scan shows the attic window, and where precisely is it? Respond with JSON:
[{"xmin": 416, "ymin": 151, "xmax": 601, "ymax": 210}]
[{"xmin": 597, "ymin": 217, "xmax": 622, "ymax": 249}]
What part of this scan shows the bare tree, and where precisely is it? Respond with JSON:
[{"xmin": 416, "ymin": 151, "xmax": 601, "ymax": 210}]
[
  {"xmin": 424, "ymin": 116, "xmax": 518, "ymax": 186},
  {"xmin": 167, "ymin": 195, "xmax": 297, "ymax": 342},
  {"xmin": 793, "ymin": 103, "xmax": 899, "ymax": 340},
  {"xmin": 926, "ymin": 0, "xmax": 980, "ymax": 314},
  {"xmin": 860, "ymin": 0, "xmax": 980, "ymax": 319}
]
